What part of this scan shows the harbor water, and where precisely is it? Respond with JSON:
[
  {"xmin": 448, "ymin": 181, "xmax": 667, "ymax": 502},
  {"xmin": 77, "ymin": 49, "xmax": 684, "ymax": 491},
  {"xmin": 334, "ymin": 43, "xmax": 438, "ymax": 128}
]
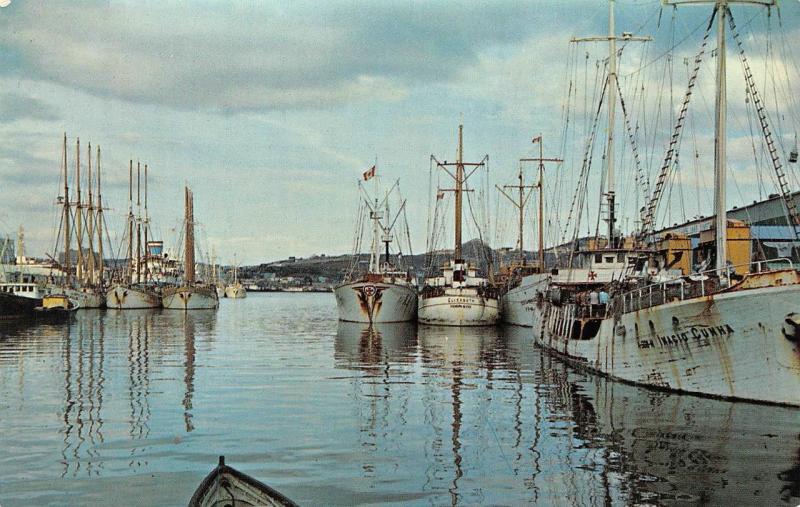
[{"xmin": 1, "ymin": 293, "xmax": 798, "ymax": 506}]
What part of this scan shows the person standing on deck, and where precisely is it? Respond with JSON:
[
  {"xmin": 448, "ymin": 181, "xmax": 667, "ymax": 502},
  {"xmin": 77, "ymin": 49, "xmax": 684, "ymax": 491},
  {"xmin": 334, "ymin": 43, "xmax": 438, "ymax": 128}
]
[
  {"xmin": 598, "ymin": 289, "xmax": 609, "ymax": 317},
  {"xmin": 589, "ymin": 289, "xmax": 599, "ymax": 317}
]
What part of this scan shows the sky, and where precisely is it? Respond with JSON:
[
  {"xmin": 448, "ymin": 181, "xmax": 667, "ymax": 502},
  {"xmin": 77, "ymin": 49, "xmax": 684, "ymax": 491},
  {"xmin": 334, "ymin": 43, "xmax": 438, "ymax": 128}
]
[{"xmin": 0, "ymin": 0, "xmax": 799, "ymax": 265}]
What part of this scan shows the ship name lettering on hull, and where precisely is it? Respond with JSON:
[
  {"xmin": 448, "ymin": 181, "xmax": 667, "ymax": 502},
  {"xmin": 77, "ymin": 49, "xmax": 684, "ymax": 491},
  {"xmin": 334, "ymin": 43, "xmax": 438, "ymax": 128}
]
[{"xmin": 637, "ymin": 323, "xmax": 735, "ymax": 349}]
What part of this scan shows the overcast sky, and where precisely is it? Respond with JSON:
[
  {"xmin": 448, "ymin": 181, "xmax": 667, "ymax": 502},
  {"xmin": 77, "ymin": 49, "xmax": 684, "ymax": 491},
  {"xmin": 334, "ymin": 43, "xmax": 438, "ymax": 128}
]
[{"xmin": 1, "ymin": 0, "xmax": 798, "ymax": 264}]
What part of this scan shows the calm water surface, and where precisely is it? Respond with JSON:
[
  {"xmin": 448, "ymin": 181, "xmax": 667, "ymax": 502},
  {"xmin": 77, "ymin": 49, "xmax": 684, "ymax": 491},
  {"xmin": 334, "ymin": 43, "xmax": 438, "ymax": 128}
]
[{"xmin": 1, "ymin": 293, "xmax": 798, "ymax": 506}]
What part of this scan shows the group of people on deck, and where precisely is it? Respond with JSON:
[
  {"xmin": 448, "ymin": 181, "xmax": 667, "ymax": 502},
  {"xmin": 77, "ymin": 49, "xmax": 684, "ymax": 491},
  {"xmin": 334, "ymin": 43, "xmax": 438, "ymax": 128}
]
[{"xmin": 577, "ymin": 287, "xmax": 609, "ymax": 317}]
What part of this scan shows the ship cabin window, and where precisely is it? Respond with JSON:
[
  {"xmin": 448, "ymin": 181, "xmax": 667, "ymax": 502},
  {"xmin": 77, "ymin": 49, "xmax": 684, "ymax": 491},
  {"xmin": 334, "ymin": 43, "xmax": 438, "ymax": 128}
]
[
  {"xmin": 594, "ymin": 254, "xmax": 602, "ymax": 263},
  {"xmin": 605, "ymin": 256, "xmax": 614, "ymax": 263},
  {"xmin": 617, "ymin": 253, "xmax": 625, "ymax": 263}
]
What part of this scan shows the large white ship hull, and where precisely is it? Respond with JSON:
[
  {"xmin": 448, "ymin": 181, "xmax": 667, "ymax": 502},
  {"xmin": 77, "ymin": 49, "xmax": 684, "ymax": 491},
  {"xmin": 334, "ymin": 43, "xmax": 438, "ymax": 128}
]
[
  {"xmin": 162, "ymin": 286, "xmax": 219, "ymax": 310},
  {"xmin": 500, "ymin": 274, "xmax": 549, "ymax": 327},
  {"xmin": 418, "ymin": 289, "xmax": 499, "ymax": 327},
  {"xmin": 106, "ymin": 284, "xmax": 161, "ymax": 309},
  {"xmin": 535, "ymin": 282, "xmax": 800, "ymax": 406},
  {"xmin": 335, "ymin": 281, "xmax": 417, "ymax": 323}
]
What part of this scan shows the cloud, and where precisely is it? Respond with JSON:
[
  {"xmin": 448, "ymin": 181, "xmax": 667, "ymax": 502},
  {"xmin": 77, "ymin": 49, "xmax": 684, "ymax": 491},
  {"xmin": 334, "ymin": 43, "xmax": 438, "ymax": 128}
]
[
  {"xmin": 0, "ymin": 1, "xmax": 552, "ymax": 113},
  {"xmin": 0, "ymin": 92, "xmax": 59, "ymax": 122}
]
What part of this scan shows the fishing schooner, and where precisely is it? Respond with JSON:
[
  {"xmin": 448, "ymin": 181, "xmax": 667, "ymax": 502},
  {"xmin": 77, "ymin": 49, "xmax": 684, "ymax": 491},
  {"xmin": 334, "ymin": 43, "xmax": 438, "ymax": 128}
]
[
  {"xmin": 499, "ymin": 135, "xmax": 561, "ymax": 327},
  {"xmin": 532, "ymin": 0, "xmax": 800, "ymax": 406},
  {"xmin": 335, "ymin": 171, "xmax": 417, "ymax": 323},
  {"xmin": 107, "ymin": 161, "xmax": 161, "ymax": 309},
  {"xmin": 418, "ymin": 124, "xmax": 499, "ymax": 326},
  {"xmin": 51, "ymin": 135, "xmax": 107, "ymax": 309},
  {"xmin": 162, "ymin": 187, "xmax": 219, "ymax": 310},
  {"xmin": 225, "ymin": 257, "xmax": 246, "ymax": 299}
]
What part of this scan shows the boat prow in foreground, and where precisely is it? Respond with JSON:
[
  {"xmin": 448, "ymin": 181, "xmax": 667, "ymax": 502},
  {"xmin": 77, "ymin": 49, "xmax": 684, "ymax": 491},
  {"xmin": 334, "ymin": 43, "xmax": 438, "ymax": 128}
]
[{"xmin": 189, "ymin": 456, "xmax": 298, "ymax": 507}]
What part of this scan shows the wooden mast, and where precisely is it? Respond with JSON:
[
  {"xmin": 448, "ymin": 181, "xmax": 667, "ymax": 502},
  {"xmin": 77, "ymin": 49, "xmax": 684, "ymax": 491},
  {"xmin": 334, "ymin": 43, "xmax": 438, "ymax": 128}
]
[
  {"xmin": 96, "ymin": 145, "xmax": 104, "ymax": 285},
  {"xmin": 454, "ymin": 124, "xmax": 463, "ymax": 261},
  {"xmin": 63, "ymin": 133, "xmax": 71, "ymax": 286},
  {"xmin": 519, "ymin": 135, "xmax": 562, "ymax": 270},
  {"xmin": 86, "ymin": 142, "xmax": 96, "ymax": 284},
  {"xmin": 144, "ymin": 164, "xmax": 149, "ymax": 282},
  {"xmin": 136, "ymin": 162, "xmax": 142, "ymax": 284},
  {"xmin": 497, "ymin": 163, "xmax": 535, "ymax": 264},
  {"xmin": 75, "ymin": 138, "xmax": 84, "ymax": 283},
  {"xmin": 185, "ymin": 187, "xmax": 196, "ymax": 284},
  {"xmin": 127, "ymin": 160, "xmax": 134, "ymax": 284}
]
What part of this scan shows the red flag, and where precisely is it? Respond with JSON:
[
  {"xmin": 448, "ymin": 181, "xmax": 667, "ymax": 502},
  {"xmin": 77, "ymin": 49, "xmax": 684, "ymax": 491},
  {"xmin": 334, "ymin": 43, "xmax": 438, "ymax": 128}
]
[
  {"xmin": 362, "ymin": 165, "xmax": 376, "ymax": 181},
  {"xmin": 436, "ymin": 191, "xmax": 445, "ymax": 200}
]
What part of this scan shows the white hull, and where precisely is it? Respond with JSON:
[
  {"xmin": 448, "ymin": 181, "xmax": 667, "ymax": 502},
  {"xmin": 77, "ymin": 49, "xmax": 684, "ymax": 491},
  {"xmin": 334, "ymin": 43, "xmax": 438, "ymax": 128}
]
[
  {"xmin": 535, "ymin": 280, "xmax": 800, "ymax": 406},
  {"xmin": 500, "ymin": 274, "xmax": 549, "ymax": 327},
  {"xmin": 106, "ymin": 284, "xmax": 161, "ymax": 309},
  {"xmin": 335, "ymin": 281, "xmax": 417, "ymax": 323},
  {"xmin": 225, "ymin": 285, "xmax": 247, "ymax": 299},
  {"xmin": 163, "ymin": 286, "xmax": 219, "ymax": 310},
  {"xmin": 418, "ymin": 288, "xmax": 499, "ymax": 326}
]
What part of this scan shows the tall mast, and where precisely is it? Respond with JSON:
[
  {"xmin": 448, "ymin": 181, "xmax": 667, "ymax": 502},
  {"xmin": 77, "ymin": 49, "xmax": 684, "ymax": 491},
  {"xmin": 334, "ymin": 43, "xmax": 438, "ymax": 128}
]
[
  {"xmin": 664, "ymin": 0, "xmax": 775, "ymax": 272},
  {"xmin": 86, "ymin": 142, "xmax": 96, "ymax": 284},
  {"xmin": 455, "ymin": 124, "xmax": 464, "ymax": 261},
  {"xmin": 75, "ymin": 138, "xmax": 84, "ymax": 283},
  {"xmin": 136, "ymin": 162, "xmax": 142, "ymax": 284},
  {"xmin": 185, "ymin": 187, "xmax": 196, "ymax": 284},
  {"xmin": 128, "ymin": 160, "xmax": 134, "ymax": 283},
  {"xmin": 369, "ymin": 196, "xmax": 380, "ymax": 273},
  {"xmin": 606, "ymin": 0, "xmax": 617, "ymax": 247},
  {"xmin": 96, "ymin": 146, "xmax": 104, "ymax": 285},
  {"xmin": 572, "ymin": 0, "xmax": 651, "ymax": 248},
  {"xmin": 144, "ymin": 164, "xmax": 149, "ymax": 282},
  {"xmin": 714, "ymin": 2, "xmax": 728, "ymax": 272},
  {"xmin": 63, "ymin": 133, "xmax": 71, "ymax": 286},
  {"xmin": 497, "ymin": 164, "xmax": 535, "ymax": 263},
  {"xmin": 518, "ymin": 135, "xmax": 562, "ymax": 270}
]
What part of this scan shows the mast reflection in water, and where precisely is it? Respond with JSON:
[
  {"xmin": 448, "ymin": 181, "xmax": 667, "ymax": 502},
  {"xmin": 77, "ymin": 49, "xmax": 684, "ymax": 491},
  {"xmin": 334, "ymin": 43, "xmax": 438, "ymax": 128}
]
[{"xmin": 0, "ymin": 294, "xmax": 797, "ymax": 505}]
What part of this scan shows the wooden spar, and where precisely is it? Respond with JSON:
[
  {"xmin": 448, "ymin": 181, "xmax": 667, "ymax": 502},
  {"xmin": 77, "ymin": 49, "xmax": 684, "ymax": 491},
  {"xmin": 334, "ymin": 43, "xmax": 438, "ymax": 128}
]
[
  {"xmin": 455, "ymin": 125, "xmax": 463, "ymax": 261},
  {"xmin": 185, "ymin": 186, "xmax": 196, "ymax": 284},
  {"xmin": 571, "ymin": 1, "xmax": 650, "ymax": 248},
  {"xmin": 128, "ymin": 160, "xmax": 134, "ymax": 284},
  {"xmin": 497, "ymin": 163, "xmax": 536, "ymax": 264},
  {"xmin": 63, "ymin": 133, "xmax": 71, "ymax": 286},
  {"xmin": 86, "ymin": 142, "xmax": 96, "ymax": 284},
  {"xmin": 75, "ymin": 138, "xmax": 84, "ymax": 283},
  {"xmin": 136, "ymin": 162, "xmax": 142, "ymax": 284},
  {"xmin": 519, "ymin": 135, "xmax": 562, "ymax": 270},
  {"xmin": 144, "ymin": 164, "xmax": 149, "ymax": 281},
  {"xmin": 96, "ymin": 145, "xmax": 104, "ymax": 285}
]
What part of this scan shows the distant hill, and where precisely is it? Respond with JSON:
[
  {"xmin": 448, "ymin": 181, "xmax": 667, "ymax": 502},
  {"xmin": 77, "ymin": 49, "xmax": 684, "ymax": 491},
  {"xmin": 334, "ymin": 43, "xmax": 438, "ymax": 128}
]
[{"xmin": 239, "ymin": 238, "xmax": 542, "ymax": 284}]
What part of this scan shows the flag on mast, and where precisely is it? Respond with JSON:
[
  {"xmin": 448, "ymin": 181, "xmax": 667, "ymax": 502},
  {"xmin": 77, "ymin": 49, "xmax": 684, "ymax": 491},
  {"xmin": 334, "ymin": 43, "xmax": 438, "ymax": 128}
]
[
  {"xmin": 531, "ymin": 135, "xmax": 542, "ymax": 144},
  {"xmin": 362, "ymin": 165, "xmax": 376, "ymax": 181},
  {"xmin": 436, "ymin": 190, "xmax": 445, "ymax": 200}
]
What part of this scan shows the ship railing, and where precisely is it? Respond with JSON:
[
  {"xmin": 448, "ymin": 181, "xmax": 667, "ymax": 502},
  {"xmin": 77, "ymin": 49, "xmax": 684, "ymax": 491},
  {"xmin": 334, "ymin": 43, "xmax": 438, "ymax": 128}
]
[{"xmin": 619, "ymin": 257, "xmax": 794, "ymax": 314}]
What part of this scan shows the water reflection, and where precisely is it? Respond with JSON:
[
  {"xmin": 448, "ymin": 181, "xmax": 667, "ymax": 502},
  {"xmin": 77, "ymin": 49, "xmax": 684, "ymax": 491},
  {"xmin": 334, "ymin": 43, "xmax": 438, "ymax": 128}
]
[{"xmin": 0, "ymin": 297, "xmax": 798, "ymax": 505}]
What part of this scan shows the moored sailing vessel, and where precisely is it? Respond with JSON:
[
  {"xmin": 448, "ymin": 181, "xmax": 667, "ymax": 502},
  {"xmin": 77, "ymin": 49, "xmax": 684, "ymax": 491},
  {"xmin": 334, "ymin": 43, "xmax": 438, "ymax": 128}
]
[
  {"xmin": 498, "ymin": 135, "xmax": 561, "ymax": 327},
  {"xmin": 532, "ymin": 0, "xmax": 800, "ymax": 406},
  {"xmin": 418, "ymin": 124, "xmax": 498, "ymax": 326},
  {"xmin": 335, "ymin": 171, "xmax": 417, "ymax": 323},
  {"xmin": 106, "ymin": 161, "xmax": 161, "ymax": 309},
  {"xmin": 163, "ymin": 187, "xmax": 219, "ymax": 310}
]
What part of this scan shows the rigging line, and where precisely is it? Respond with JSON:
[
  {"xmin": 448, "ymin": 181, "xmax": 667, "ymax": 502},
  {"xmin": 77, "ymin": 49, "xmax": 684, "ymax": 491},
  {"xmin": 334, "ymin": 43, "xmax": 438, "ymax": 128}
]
[
  {"xmin": 618, "ymin": 14, "xmax": 706, "ymax": 79},
  {"xmin": 615, "ymin": 76, "xmax": 650, "ymax": 220},
  {"xmin": 642, "ymin": 7, "xmax": 715, "ymax": 238}
]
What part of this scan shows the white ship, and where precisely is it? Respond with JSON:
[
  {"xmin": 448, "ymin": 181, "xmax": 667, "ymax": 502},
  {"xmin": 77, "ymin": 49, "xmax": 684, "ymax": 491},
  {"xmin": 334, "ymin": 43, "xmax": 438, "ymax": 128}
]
[
  {"xmin": 498, "ymin": 135, "xmax": 560, "ymax": 327},
  {"xmin": 418, "ymin": 124, "xmax": 498, "ymax": 326},
  {"xmin": 163, "ymin": 187, "xmax": 219, "ymax": 310},
  {"xmin": 225, "ymin": 261, "xmax": 246, "ymax": 299},
  {"xmin": 335, "ymin": 171, "xmax": 417, "ymax": 323},
  {"xmin": 106, "ymin": 160, "xmax": 160, "ymax": 309},
  {"xmin": 532, "ymin": 0, "xmax": 800, "ymax": 406}
]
